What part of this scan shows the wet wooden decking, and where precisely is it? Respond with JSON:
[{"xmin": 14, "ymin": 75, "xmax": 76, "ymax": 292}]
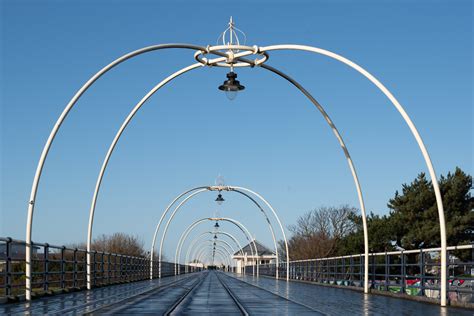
[{"xmin": 1, "ymin": 271, "xmax": 471, "ymax": 315}]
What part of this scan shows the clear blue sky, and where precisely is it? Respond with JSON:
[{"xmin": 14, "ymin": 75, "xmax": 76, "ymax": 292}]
[{"xmin": 1, "ymin": 0, "xmax": 472, "ymax": 261}]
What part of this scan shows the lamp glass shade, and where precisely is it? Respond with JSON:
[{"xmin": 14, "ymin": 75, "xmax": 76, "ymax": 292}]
[
  {"xmin": 225, "ymin": 90, "xmax": 238, "ymax": 100},
  {"xmin": 215, "ymin": 193, "xmax": 225, "ymax": 205},
  {"xmin": 218, "ymin": 72, "xmax": 244, "ymax": 100}
]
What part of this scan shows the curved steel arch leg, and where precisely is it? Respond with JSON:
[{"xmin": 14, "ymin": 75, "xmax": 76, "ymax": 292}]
[
  {"xmin": 260, "ymin": 45, "xmax": 447, "ymax": 304},
  {"xmin": 157, "ymin": 189, "xmax": 208, "ymax": 277},
  {"xmin": 85, "ymin": 63, "xmax": 204, "ymax": 289},
  {"xmin": 230, "ymin": 187, "xmax": 289, "ymax": 281},
  {"xmin": 224, "ymin": 188, "xmax": 280, "ymax": 278},
  {"xmin": 218, "ymin": 217, "xmax": 259, "ymax": 276},
  {"xmin": 85, "ymin": 50, "xmax": 258, "ymax": 283},
  {"xmin": 87, "ymin": 50, "xmax": 258, "ymax": 286},
  {"xmin": 24, "ymin": 43, "xmax": 208, "ymax": 300},
  {"xmin": 257, "ymin": 64, "xmax": 369, "ymax": 291},
  {"xmin": 150, "ymin": 186, "xmax": 207, "ymax": 278}
]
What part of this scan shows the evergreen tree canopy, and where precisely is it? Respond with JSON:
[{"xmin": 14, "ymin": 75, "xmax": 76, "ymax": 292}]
[{"xmin": 388, "ymin": 167, "xmax": 473, "ymax": 249}]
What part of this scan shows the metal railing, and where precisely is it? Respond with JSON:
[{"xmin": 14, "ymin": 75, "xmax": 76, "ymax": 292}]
[
  {"xmin": 0, "ymin": 237, "xmax": 198, "ymax": 298},
  {"xmin": 246, "ymin": 245, "xmax": 473, "ymax": 304}
]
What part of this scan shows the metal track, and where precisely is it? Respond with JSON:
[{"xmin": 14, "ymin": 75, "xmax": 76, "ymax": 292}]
[
  {"xmin": 163, "ymin": 272, "xmax": 207, "ymax": 315},
  {"xmin": 78, "ymin": 275, "xmax": 198, "ymax": 315},
  {"xmin": 221, "ymin": 272, "xmax": 325, "ymax": 314},
  {"xmin": 215, "ymin": 271, "xmax": 250, "ymax": 316}
]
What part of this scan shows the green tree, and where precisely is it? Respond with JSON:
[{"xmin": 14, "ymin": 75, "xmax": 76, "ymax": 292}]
[
  {"xmin": 337, "ymin": 212, "xmax": 394, "ymax": 255},
  {"xmin": 388, "ymin": 167, "xmax": 473, "ymax": 249}
]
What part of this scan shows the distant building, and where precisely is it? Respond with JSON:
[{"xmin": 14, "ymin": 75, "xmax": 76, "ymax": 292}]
[
  {"xmin": 232, "ymin": 240, "xmax": 276, "ymax": 274},
  {"xmin": 189, "ymin": 262, "xmax": 204, "ymax": 268}
]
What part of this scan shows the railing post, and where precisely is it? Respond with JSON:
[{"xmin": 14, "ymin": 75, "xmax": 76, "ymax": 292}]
[
  {"xmin": 60, "ymin": 246, "xmax": 66, "ymax": 290},
  {"xmin": 139, "ymin": 257, "xmax": 142, "ymax": 280},
  {"xmin": 113, "ymin": 254, "xmax": 120, "ymax": 284},
  {"xmin": 326, "ymin": 259, "xmax": 329, "ymax": 283},
  {"xmin": 306, "ymin": 261, "xmax": 310, "ymax": 281},
  {"xmin": 120, "ymin": 255, "xmax": 128, "ymax": 282},
  {"xmin": 306, "ymin": 260, "xmax": 309, "ymax": 281},
  {"xmin": 385, "ymin": 252, "xmax": 389, "ymax": 291},
  {"xmin": 371, "ymin": 253, "xmax": 376, "ymax": 289},
  {"xmin": 5, "ymin": 238, "xmax": 12, "ymax": 297},
  {"xmin": 129, "ymin": 256, "xmax": 133, "ymax": 281},
  {"xmin": 349, "ymin": 256, "xmax": 354, "ymax": 284},
  {"xmin": 401, "ymin": 250, "xmax": 406, "ymax": 294},
  {"xmin": 73, "ymin": 248, "xmax": 78, "ymax": 288},
  {"xmin": 419, "ymin": 249, "xmax": 425, "ymax": 296},
  {"xmin": 83, "ymin": 249, "xmax": 87, "ymax": 288},
  {"xmin": 92, "ymin": 251, "xmax": 97, "ymax": 288},
  {"xmin": 126, "ymin": 256, "xmax": 130, "ymax": 282},
  {"xmin": 444, "ymin": 249, "xmax": 449, "ymax": 303},
  {"xmin": 130, "ymin": 256, "xmax": 133, "ymax": 281},
  {"xmin": 124, "ymin": 255, "xmax": 127, "ymax": 282},
  {"xmin": 145, "ymin": 258, "xmax": 148, "ymax": 279},
  {"xmin": 107, "ymin": 253, "xmax": 111, "ymax": 285},
  {"xmin": 130, "ymin": 257, "xmax": 133, "ymax": 281},
  {"xmin": 134, "ymin": 257, "xmax": 137, "ymax": 281},
  {"xmin": 131, "ymin": 256, "xmax": 134, "ymax": 281},
  {"xmin": 43, "ymin": 243, "xmax": 49, "ymax": 292},
  {"xmin": 310, "ymin": 260, "xmax": 314, "ymax": 281},
  {"xmin": 316, "ymin": 260, "xmax": 320, "ymax": 282}
]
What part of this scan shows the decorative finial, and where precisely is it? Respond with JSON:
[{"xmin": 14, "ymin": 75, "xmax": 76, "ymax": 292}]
[{"xmin": 217, "ymin": 17, "xmax": 246, "ymax": 47}]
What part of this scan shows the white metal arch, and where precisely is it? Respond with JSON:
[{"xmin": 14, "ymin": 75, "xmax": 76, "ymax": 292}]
[
  {"xmin": 87, "ymin": 50, "xmax": 261, "ymax": 288},
  {"xmin": 24, "ymin": 42, "xmax": 446, "ymax": 305},
  {"xmin": 184, "ymin": 231, "xmax": 244, "ymax": 273},
  {"xmin": 23, "ymin": 43, "xmax": 213, "ymax": 300},
  {"xmin": 196, "ymin": 246, "xmax": 231, "ymax": 267},
  {"xmin": 88, "ymin": 60, "xmax": 372, "ymax": 286},
  {"xmin": 191, "ymin": 240, "xmax": 235, "ymax": 266},
  {"xmin": 199, "ymin": 251, "xmax": 228, "ymax": 268},
  {"xmin": 195, "ymin": 244, "xmax": 233, "ymax": 264},
  {"xmin": 257, "ymin": 45, "xmax": 446, "ymax": 303},
  {"xmin": 182, "ymin": 238, "xmax": 237, "ymax": 273},
  {"xmin": 154, "ymin": 187, "xmax": 282, "ymax": 279},
  {"xmin": 257, "ymin": 63, "xmax": 370, "ymax": 289},
  {"xmin": 196, "ymin": 249, "xmax": 228, "ymax": 266},
  {"xmin": 202, "ymin": 239, "xmax": 237, "ymax": 261},
  {"xmin": 174, "ymin": 216, "xmax": 246, "ymax": 273},
  {"xmin": 175, "ymin": 223, "xmax": 245, "ymax": 274},
  {"xmin": 168, "ymin": 217, "xmax": 255, "ymax": 260},
  {"xmin": 160, "ymin": 217, "xmax": 258, "ymax": 277}
]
